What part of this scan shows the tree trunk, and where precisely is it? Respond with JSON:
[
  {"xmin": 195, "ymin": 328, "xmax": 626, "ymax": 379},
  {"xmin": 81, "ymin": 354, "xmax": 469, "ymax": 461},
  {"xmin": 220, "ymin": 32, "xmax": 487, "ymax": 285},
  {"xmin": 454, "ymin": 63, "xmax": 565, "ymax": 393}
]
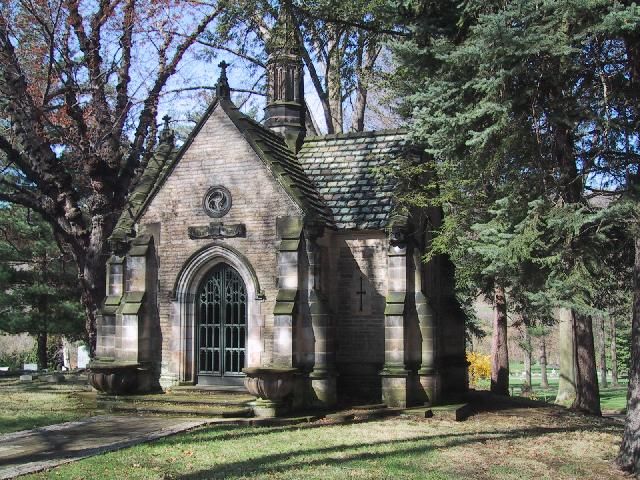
[
  {"xmin": 556, "ymin": 308, "xmax": 577, "ymax": 404},
  {"xmin": 326, "ymin": 28, "xmax": 344, "ymax": 134},
  {"xmin": 491, "ymin": 284, "xmax": 509, "ymax": 395},
  {"xmin": 617, "ymin": 236, "xmax": 640, "ymax": 473},
  {"xmin": 572, "ymin": 312, "xmax": 601, "ymax": 415},
  {"xmin": 351, "ymin": 82, "xmax": 367, "ymax": 132},
  {"xmin": 599, "ymin": 316, "xmax": 608, "ymax": 388},
  {"xmin": 611, "ymin": 315, "xmax": 619, "ymax": 387},
  {"xmin": 73, "ymin": 223, "xmax": 109, "ymax": 358},
  {"xmin": 540, "ymin": 333, "xmax": 549, "ymax": 389},
  {"xmin": 522, "ymin": 324, "xmax": 532, "ymax": 392},
  {"xmin": 36, "ymin": 332, "xmax": 47, "ymax": 371}
]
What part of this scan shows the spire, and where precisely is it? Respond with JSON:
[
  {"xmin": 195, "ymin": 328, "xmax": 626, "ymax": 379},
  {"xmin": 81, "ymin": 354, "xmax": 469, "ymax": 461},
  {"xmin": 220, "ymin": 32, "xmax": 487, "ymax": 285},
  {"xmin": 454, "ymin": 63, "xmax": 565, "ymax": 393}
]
[
  {"xmin": 264, "ymin": 2, "xmax": 306, "ymax": 152},
  {"xmin": 216, "ymin": 60, "xmax": 231, "ymax": 99},
  {"xmin": 267, "ymin": 3, "xmax": 301, "ymax": 57}
]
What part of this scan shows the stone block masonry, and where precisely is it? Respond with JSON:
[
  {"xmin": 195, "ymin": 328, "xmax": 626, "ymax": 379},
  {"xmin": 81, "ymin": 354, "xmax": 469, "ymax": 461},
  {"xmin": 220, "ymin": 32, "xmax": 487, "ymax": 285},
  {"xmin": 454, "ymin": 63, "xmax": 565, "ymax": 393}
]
[{"xmin": 139, "ymin": 106, "xmax": 303, "ymax": 384}]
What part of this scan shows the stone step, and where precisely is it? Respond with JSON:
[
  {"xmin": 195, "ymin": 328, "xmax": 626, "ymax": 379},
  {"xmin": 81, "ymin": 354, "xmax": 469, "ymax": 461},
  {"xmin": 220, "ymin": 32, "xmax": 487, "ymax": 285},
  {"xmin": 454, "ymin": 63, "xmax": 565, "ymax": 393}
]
[
  {"xmin": 167, "ymin": 385, "xmax": 249, "ymax": 396},
  {"xmin": 98, "ymin": 392, "xmax": 255, "ymax": 407},
  {"xmin": 108, "ymin": 402, "xmax": 254, "ymax": 417}
]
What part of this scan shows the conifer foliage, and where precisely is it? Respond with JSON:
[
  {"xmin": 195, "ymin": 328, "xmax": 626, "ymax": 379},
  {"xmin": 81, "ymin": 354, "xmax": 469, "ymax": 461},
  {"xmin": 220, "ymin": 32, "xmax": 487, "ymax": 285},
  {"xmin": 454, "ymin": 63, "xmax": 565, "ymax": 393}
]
[
  {"xmin": 392, "ymin": 0, "xmax": 640, "ymax": 471},
  {"xmin": 0, "ymin": 205, "xmax": 84, "ymax": 369}
]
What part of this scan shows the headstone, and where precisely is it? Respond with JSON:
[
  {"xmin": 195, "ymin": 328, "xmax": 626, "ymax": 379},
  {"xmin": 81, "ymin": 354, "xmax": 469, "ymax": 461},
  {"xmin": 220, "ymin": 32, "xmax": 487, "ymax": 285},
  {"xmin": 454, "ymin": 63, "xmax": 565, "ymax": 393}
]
[
  {"xmin": 19, "ymin": 374, "xmax": 33, "ymax": 382},
  {"xmin": 23, "ymin": 363, "xmax": 37, "ymax": 371},
  {"xmin": 44, "ymin": 373, "xmax": 66, "ymax": 383},
  {"xmin": 0, "ymin": 367, "xmax": 8, "ymax": 372},
  {"xmin": 77, "ymin": 345, "xmax": 89, "ymax": 369},
  {"xmin": 63, "ymin": 344, "xmax": 71, "ymax": 370}
]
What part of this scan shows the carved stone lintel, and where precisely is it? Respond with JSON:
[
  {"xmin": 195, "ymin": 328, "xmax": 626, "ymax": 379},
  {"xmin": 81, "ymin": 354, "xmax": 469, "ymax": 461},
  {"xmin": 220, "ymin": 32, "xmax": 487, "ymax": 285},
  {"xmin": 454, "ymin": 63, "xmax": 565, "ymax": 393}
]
[{"xmin": 188, "ymin": 222, "xmax": 246, "ymax": 240}]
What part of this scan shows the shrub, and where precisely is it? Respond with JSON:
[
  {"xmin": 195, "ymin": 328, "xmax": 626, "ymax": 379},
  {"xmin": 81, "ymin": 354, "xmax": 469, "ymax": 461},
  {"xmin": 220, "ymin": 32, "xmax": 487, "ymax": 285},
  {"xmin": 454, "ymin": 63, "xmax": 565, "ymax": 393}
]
[
  {"xmin": 0, "ymin": 333, "xmax": 36, "ymax": 370},
  {"xmin": 467, "ymin": 351, "xmax": 491, "ymax": 387}
]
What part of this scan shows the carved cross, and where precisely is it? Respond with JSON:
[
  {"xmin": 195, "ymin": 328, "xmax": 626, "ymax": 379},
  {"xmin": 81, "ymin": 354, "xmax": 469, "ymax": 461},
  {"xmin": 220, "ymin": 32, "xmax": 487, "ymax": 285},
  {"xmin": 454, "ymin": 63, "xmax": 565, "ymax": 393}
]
[{"xmin": 356, "ymin": 276, "xmax": 367, "ymax": 312}]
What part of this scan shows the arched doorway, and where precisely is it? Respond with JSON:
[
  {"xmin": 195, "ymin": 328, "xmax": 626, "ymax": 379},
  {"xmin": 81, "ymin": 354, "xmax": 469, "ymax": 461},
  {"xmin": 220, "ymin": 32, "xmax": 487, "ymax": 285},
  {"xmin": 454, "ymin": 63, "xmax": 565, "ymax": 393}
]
[{"xmin": 196, "ymin": 263, "xmax": 247, "ymax": 385}]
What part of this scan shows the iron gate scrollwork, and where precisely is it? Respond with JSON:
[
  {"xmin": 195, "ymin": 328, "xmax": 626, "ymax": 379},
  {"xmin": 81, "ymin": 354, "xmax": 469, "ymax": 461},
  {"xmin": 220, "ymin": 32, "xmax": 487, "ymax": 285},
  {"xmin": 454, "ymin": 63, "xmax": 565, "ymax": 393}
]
[{"xmin": 197, "ymin": 263, "xmax": 247, "ymax": 377}]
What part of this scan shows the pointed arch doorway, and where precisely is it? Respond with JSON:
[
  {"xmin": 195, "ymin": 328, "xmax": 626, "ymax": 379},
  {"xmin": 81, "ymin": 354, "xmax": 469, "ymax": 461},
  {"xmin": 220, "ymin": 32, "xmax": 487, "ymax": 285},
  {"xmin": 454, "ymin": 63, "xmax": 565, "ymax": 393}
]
[{"xmin": 196, "ymin": 263, "xmax": 247, "ymax": 386}]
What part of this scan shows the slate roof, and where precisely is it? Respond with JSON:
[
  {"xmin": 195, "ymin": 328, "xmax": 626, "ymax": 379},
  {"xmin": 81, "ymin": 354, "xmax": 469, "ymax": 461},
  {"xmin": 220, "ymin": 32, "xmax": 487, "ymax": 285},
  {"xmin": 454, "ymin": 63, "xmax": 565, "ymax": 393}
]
[{"xmin": 298, "ymin": 129, "xmax": 409, "ymax": 230}]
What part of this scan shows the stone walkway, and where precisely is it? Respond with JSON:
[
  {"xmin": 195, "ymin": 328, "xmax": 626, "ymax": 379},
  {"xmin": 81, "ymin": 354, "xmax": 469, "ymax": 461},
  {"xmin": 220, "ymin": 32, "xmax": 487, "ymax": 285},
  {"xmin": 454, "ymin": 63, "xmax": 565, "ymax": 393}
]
[{"xmin": 0, "ymin": 415, "xmax": 214, "ymax": 479}]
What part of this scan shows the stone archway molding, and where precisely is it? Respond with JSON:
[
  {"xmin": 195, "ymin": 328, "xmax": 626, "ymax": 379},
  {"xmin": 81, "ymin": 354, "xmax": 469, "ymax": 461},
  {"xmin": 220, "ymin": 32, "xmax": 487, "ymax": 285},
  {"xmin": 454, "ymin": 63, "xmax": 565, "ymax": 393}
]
[
  {"xmin": 169, "ymin": 242, "xmax": 264, "ymax": 385},
  {"xmin": 172, "ymin": 242, "xmax": 264, "ymax": 301}
]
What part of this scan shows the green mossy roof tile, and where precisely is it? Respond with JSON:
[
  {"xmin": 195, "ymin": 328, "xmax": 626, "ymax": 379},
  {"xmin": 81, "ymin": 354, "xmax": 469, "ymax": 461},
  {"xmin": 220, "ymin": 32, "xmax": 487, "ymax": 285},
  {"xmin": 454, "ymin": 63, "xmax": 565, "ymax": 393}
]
[{"xmin": 298, "ymin": 129, "xmax": 411, "ymax": 230}]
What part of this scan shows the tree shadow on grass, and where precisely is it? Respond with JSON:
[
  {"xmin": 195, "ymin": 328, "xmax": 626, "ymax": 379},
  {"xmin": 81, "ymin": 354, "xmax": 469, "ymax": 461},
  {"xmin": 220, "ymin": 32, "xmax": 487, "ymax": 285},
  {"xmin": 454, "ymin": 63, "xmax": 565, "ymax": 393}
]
[{"xmin": 175, "ymin": 423, "xmax": 620, "ymax": 479}]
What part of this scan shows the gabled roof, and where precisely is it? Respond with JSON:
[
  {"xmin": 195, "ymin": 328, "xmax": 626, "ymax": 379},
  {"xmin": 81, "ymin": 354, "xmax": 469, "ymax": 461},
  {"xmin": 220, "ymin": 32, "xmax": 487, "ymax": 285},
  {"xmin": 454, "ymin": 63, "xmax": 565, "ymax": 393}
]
[
  {"xmin": 298, "ymin": 129, "xmax": 409, "ymax": 230},
  {"xmin": 110, "ymin": 97, "xmax": 334, "ymax": 247},
  {"xmin": 218, "ymin": 99, "xmax": 333, "ymax": 226}
]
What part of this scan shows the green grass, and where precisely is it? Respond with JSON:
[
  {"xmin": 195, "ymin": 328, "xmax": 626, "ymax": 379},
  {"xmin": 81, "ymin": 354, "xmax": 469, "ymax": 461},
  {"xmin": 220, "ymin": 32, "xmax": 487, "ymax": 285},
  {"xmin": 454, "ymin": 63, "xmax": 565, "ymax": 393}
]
[
  {"xmin": 0, "ymin": 378, "xmax": 98, "ymax": 434},
  {"xmin": 475, "ymin": 362, "xmax": 628, "ymax": 411},
  {"xmin": 22, "ymin": 405, "xmax": 627, "ymax": 480},
  {"xmin": 600, "ymin": 387, "xmax": 628, "ymax": 412}
]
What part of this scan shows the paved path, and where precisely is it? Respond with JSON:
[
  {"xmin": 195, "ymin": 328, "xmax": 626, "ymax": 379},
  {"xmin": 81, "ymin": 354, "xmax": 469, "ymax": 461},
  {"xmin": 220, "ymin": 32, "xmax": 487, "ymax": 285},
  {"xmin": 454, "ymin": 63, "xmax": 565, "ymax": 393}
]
[{"xmin": 0, "ymin": 415, "xmax": 213, "ymax": 479}]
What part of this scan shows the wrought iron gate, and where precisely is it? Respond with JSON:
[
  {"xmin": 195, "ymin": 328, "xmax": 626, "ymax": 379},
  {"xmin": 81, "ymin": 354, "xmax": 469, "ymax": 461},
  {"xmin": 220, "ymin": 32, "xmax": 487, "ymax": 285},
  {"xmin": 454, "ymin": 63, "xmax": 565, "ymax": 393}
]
[{"xmin": 197, "ymin": 263, "xmax": 247, "ymax": 380}]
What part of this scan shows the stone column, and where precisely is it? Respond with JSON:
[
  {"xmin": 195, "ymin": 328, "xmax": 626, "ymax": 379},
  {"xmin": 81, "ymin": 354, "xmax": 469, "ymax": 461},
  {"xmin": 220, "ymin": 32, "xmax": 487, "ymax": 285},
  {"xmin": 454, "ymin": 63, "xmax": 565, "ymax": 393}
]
[
  {"xmin": 381, "ymin": 218, "xmax": 416, "ymax": 408},
  {"xmin": 306, "ymin": 229, "xmax": 337, "ymax": 407}
]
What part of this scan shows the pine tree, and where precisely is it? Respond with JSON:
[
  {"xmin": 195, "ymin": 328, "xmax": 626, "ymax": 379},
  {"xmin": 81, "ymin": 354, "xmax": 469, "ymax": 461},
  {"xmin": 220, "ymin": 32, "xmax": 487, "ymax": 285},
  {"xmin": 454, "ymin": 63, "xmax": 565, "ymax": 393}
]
[
  {"xmin": 392, "ymin": 0, "xmax": 640, "ymax": 469},
  {"xmin": 0, "ymin": 206, "xmax": 84, "ymax": 369}
]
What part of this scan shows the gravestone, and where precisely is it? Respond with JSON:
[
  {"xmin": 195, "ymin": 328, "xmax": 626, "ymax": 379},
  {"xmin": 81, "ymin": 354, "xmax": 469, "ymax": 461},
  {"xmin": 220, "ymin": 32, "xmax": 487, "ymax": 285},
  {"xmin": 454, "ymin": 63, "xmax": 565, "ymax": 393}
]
[
  {"xmin": 77, "ymin": 345, "xmax": 89, "ymax": 369},
  {"xmin": 23, "ymin": 363, "xmax": 37, "ymax": 371}
]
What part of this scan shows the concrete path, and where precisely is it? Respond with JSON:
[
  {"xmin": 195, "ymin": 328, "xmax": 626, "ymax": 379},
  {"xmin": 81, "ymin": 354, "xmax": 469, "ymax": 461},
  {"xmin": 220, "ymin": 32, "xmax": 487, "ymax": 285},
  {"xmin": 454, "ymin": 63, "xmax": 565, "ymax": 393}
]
[{"xmin": 0, "ymin": 415, "xmax": 213, "ymax": 479}]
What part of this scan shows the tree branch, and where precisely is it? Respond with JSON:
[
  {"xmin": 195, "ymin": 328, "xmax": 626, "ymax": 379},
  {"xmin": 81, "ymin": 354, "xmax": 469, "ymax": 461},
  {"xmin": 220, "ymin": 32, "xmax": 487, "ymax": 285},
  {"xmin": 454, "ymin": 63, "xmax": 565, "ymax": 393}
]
[{"xmin": 119, "ymin": 6, "xmax": 223, "ymax": 197}]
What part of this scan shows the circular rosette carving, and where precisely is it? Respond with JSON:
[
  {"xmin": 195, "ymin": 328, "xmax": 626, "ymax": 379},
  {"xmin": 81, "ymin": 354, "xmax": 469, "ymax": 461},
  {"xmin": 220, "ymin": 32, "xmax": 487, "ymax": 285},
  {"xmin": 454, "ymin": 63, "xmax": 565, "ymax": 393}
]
[{"xmin": 203, "ymin": 186, "xmax": 232, "ymax": 218}]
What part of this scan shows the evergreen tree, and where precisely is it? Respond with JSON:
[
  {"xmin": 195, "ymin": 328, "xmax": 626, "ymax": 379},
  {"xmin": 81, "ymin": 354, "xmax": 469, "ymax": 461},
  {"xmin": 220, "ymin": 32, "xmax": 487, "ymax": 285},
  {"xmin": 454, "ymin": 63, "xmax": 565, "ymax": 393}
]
[
  {"xmin": 392, "ymin": 0, "xmax": 640, "ymax": 470},
  {"xmin": 0, "ymin": 205, "xmax": 84, "ymax": 369}
]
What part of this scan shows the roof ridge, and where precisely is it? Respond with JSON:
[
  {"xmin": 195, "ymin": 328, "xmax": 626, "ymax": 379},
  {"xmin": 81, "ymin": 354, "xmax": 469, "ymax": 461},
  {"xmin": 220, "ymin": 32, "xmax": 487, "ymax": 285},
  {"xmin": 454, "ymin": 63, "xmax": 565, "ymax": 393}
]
[{"xmin": 302, "ymin": 128, "xmax": 408, "ymax": 143}]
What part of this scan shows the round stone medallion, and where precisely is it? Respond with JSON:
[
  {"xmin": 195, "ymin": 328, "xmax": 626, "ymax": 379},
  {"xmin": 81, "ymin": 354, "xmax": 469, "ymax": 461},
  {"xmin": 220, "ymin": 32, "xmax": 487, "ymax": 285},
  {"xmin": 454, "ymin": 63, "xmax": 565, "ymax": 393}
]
[{"xmin": 203, "ymin": 185, "xmax": 232, "ymax": 218}]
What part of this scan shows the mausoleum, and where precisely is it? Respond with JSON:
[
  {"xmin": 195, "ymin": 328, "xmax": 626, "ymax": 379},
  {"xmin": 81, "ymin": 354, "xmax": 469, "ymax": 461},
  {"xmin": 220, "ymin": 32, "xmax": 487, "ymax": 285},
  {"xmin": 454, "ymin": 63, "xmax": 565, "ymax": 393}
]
[{"xmin": 91, "ymin": 8, "xmax": 467, "ymax": 409}]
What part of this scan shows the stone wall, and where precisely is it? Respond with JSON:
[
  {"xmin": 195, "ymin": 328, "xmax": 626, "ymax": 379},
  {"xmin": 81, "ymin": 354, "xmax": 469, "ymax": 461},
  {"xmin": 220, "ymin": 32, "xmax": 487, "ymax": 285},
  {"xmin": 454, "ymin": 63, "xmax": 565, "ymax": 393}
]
[
  {"xmin": 138, "ymin": 106, "xmax": 302, "ymax": 384},
  {"xmin": 319, "ymin": 231, "xmax": 388, "ymax": 400}
]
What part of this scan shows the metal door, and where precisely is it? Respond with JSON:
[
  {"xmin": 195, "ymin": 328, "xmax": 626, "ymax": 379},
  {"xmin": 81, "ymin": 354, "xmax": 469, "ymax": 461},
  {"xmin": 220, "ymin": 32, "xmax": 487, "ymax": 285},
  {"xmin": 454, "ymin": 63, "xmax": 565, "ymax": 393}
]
[{"xmin": 197, "ymin": 263, "xmax": 247, "ymax": 381}]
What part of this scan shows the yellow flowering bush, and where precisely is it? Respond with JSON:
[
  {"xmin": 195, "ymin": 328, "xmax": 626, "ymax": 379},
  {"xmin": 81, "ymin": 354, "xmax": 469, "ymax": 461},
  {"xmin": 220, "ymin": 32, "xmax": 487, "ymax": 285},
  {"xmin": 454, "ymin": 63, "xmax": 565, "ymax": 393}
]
[{"xmin": 467, "ymin": 352, "xmax": 491, "ymax": 387}]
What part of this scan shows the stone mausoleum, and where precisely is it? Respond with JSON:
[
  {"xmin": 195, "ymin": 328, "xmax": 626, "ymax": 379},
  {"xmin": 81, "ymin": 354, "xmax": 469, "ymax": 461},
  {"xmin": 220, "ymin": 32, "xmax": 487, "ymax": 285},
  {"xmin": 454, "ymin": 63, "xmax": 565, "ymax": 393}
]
[{"xmin": 91, "ymin": 9, "xmax": 467, "ymax": 410}]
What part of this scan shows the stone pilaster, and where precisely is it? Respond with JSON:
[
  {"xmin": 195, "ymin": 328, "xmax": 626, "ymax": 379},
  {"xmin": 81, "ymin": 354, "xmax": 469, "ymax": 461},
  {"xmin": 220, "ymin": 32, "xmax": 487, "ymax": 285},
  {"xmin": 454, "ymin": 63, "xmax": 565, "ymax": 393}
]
[
  {"xmin": 305, "ymin": 228, "xmax": 336, "ymax": 407},
  {"xmin": 381, "ymin": 218, "xmax": 416, "ymax": 408},
  {"xmin": 272, "ymin": 217, "xmax": 303, "ymax": 367}
]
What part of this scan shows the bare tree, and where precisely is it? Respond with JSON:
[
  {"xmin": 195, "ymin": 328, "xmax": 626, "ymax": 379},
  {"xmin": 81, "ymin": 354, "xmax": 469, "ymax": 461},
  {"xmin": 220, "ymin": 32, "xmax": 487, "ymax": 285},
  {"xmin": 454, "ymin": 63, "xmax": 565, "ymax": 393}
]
[{"xmin": 0, "ymin": 0, "xmax": 223, "ymax": 354}]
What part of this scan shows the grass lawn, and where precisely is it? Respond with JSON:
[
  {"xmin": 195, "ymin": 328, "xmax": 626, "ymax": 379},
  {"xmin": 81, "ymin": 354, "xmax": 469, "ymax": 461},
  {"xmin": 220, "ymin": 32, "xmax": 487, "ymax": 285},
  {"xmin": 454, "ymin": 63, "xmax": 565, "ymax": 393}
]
[
  {"xmin": 475, "ymin": 362, "xmax": 629, "ymax": 412},
  {"xmin": 0, "ymin": 377, "xmax": 98, "ymax": 434},
  {"xmin": 23, "ymin": 401, "xmax": 627, "ymax": 480}
]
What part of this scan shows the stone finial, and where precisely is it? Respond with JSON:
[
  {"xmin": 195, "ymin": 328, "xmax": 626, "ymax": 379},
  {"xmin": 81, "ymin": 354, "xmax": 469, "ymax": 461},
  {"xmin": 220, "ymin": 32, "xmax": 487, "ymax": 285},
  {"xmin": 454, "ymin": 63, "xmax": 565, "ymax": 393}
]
[
  {"xmin": 159, "ymin": 114, "xmax": 175, "ymax": 146},
  {"xmin": 216, "ymin": 60, "xmax": 231, "ymax": 99}
]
